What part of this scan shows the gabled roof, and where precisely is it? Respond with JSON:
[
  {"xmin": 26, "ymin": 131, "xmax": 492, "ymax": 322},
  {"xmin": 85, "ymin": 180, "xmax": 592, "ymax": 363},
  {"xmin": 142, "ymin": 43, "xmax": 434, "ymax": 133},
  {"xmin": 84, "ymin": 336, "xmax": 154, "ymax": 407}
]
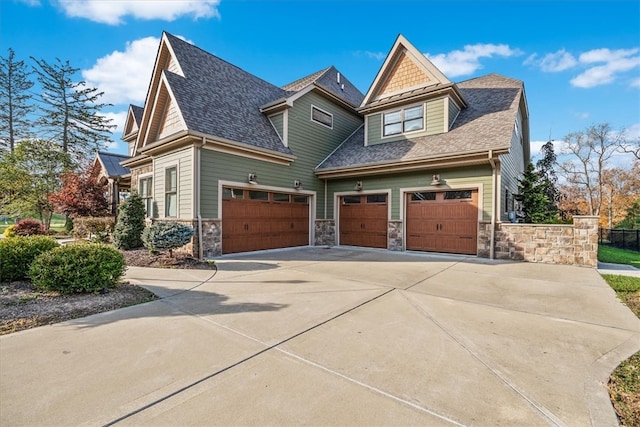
[
  {"xmin": 95, "ymin": 151, "xmax": 130, "ymax": 178},
  {"xmin": 122, "ymin": 104, "xmax": 144, "ymax": 141},
  {"xmin": 316, "ymin": 74, "xmax": 525, "ymax": 174},
  {"xmin": 136, "ymin": 32, "xmax": 293, "ymax": 156}
]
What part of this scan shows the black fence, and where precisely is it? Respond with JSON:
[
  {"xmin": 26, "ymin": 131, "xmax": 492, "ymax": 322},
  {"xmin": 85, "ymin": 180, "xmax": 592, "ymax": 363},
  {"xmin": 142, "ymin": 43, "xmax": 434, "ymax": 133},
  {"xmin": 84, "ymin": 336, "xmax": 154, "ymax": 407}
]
[{"xmin": 599, "ymin": 228, "xmax": 640, "ymax": 252}]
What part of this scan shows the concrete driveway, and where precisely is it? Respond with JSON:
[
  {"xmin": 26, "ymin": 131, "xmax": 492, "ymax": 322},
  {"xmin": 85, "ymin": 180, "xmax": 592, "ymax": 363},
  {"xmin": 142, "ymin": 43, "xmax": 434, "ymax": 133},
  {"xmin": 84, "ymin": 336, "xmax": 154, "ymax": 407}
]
[{"xmin": 1, "ymin": 247, "xmax": 639, "ymax": 426}]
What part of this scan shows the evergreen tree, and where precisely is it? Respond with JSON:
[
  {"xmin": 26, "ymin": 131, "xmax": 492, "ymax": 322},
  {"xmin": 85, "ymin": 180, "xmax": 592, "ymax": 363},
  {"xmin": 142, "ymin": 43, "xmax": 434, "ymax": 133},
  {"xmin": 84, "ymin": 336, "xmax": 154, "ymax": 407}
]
[
  {"xmin": 113, "ymin": 192, "xmax": 146, "ymax": 250},
  {"xmin": 31, "ymin": 57, "xmax": 116, "ymax": 168},
  {"xmin": 535, "ymin": 141, "xmax": 560, "ymax": 219},
  {"xmin": 0, "ymin": 49, "xmax": 34, "ymax": 152},
  {"xmin": 517, "ymin": 163, "xmax": 552, "ymax": 223}
]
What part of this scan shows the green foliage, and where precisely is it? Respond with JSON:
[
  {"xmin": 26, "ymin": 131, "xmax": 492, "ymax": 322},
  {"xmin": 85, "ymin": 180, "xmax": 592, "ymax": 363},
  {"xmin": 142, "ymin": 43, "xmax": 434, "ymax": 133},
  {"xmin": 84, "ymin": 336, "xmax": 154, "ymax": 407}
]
[
  {"xmin": 14, "ymin": 218, "xmax": 46, "ymax": 236},
  {"xmin": 517, "ymin": 163, "xmax": 557, "ymax": 223},
  {"xmin": 0, "ymin": 236, "xmax": 59, "ymax": 282},
  {"xmin": 28, "ymin": 243, "xmax": 126, "ymax": 293},
  {"xmin": 0, "ymin": 48, "xmax": 34, "ymax": 151},
  {"xmin": 113, "ymin": 192, "xmax": 146, "ymax": 250},
  {"xmin": 535, "ymin": 141, "xmax": 560, "ymax": 219},
  {"xmin": 142, "ymin": 222, "xmax": 194, "ymax": 256},
  {"xmin": 2, "ymin": 224, "xmax": 16, "ymax": 238},
  {"xmin": 72, "ymin": 216, "xmax": 115, "ymax": 243},
  {"xmin": 598, "ymin": 246, "xmax": 640, "ymax": 268},
  {"xmin": 616, "ymin": 199, "xmax": 640, "ymax": 229}
]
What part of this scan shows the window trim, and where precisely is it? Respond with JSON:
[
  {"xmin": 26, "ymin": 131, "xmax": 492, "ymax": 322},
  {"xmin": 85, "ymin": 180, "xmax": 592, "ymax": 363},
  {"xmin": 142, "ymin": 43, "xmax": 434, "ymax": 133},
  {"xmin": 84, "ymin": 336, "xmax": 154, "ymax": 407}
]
[
  {"xmin": 138, "ymin": 173, "xmax": 153, "ymax": 218},
  {"xmin": 310, "ymin": 104, "xmax": 333, "ymax": 129},
  {"xmin": 381, "ymin": 103, "xmax": 425, "ymax": 138},
  {"xmin": 164, "ymin": 166, "xmax": 178, "ymax": 218}
]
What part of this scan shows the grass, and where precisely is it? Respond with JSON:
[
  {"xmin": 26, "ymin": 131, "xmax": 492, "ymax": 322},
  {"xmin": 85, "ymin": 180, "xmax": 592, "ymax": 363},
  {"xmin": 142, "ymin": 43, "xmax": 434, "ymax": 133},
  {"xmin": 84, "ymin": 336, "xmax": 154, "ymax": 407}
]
[
  {"xmin": 603, "ymin": 274, "xmax": 640, "ymax": 426},
  {"xmin": 599, "ymin": 246, "xmax": 640, "ymax": 269},
  {"xmin": 0, "ymin": 214, "xmax": 67, "ymax": 234}
]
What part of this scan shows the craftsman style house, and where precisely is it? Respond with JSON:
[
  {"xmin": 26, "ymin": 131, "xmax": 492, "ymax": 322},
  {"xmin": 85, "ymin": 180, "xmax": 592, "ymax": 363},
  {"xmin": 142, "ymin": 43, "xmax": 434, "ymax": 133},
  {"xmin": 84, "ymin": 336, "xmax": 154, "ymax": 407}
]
[{"xmin": 121, "ymin": 32, "xmax": 529, "ymax": 258}]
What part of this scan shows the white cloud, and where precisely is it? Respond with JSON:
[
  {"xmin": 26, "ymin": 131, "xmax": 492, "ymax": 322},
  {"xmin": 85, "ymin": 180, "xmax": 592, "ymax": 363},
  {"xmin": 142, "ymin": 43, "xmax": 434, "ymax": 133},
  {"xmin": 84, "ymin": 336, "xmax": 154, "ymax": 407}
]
[
  {"xmin": 425, "ymin": 44, "xmax": 522, "ymax": 77},
  {"xmin": 57, "ymin": 0, "xmax": 220, "ymax": 25},
  {"xmin": 101, "ymin": 111, "xmax": 128, "ymax": 151},
  {"xmin": 525, "ymin": 49, "xmax": 577, "ymax": 72},
  {"xmin": 529, "ymin": 139, "xmax": 563, "ymax": 161},
  {"xmin": 82, "ymin": 37, "xmax": 159, "ymax": 105},
  {"xmin": 365, "ymin": 51, "xmax": 386, "ymax": 61},
  {"xmin": 570, "ymin": 48, "xmax": 640, "ymax": 88},
  {"xmin": 631, "ymin": 78, "xmax": 640, "ymax": 87}
]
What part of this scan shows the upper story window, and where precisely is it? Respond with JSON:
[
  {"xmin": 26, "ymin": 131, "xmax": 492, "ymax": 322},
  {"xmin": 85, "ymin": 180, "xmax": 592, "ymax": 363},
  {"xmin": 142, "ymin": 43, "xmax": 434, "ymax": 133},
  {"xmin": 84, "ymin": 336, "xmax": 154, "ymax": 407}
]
[
  {"xmin": 383, "ymin": 105, "xmax": 424, "ymax": 137},
  {"xmin": 165, "ymin": 167, "xmax": 177, "ymax": 217},
  {"xmin": 311, "ymin": 105, "xmax": 333, "ymax": 129}
]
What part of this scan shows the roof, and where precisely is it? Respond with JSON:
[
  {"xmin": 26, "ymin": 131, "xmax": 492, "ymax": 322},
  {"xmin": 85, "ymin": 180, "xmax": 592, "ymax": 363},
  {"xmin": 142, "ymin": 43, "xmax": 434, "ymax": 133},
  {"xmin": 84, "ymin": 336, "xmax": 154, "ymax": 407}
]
[
  {"xmin": 131, "ymin": 105, "xmax": 144, "ymax": 125},
  {"xmin": 163, "ymin": 33, "xmax": 293, "ymax": 156},
  {"xmin": 96, "ymin": 152, "xmax": 130, "ymax": 177},
  {"xmin": 316, "ymin": 73, "xmax": 523, "ymax": 171},
  {"xmin": 281, "ymin": 66, "xmax": 365, "ymax": 107}
]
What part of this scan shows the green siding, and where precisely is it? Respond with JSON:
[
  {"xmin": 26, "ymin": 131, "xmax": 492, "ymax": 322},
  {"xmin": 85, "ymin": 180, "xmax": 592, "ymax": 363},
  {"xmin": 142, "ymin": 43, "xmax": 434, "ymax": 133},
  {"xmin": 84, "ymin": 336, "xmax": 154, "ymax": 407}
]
[
  {"xmin": 448, "ymin": 98, "xmax": 460, "ymax": 129},
  {"xmin": 269, "ymin": 113, "xmax": 284, "ymax": 141},
  {"xmin": 153, "ymin": 147, "xmax": 193, "ymax": 219},
  {"xmin": 326, "ymin": 165, "xmax": 494, "ymax": 221},
  {"xmin": 499, "ymin": 107, "xmax": 526, "ymax": 221},
  {"xmin": 200, "ymin": 90, "xmax": 362, "ymax": 219},
  {"xmin": 425, "ymin": 98, "xmax": 445, "ymax": 134}
]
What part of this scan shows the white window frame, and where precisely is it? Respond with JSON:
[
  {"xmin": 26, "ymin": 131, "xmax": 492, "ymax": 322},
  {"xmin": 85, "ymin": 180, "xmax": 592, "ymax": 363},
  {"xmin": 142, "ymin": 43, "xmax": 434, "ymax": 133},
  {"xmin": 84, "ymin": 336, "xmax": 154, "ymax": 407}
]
[
  {"xmin": 310, "ymin": 104, "xmax": 333, "ymax": 129},
  {"xmin": 164, "ymin": 166, "xmax": 178, "ymax": 218},
  {"xmin": 382, "ymin": 103, "xmax": 424, "ymax": 138},
  {"xmin": 138, "ymin": 173, "xmax": 153, "ymax": 218}
]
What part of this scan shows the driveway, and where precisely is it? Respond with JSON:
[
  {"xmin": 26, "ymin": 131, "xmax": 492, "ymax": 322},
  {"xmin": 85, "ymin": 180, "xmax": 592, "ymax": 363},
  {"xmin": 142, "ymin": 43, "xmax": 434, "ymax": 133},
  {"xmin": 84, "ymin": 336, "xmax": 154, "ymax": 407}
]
[{"xmin": 1, "ymin": 247, "xmax": 639, "ymax": 426}]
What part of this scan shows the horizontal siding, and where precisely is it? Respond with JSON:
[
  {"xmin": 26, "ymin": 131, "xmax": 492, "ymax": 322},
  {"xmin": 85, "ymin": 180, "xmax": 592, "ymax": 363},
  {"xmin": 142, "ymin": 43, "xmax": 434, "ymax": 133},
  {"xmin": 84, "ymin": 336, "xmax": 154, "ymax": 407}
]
[
  {"xmin": 425, "ymin": 98, "xmax": 444, "ymax": 135},
  {"xmin": 499, "ymin": 108, "xmax": 526, "ymax": 221},
  {"xmin": 269, "ymin": 113, "xmax": 284, "ymax": 141},
  {"xmin": 153, "ymin": 147, "xmax": 193, "ymax": 219},
  {"xmin": 326, "ymin": 165, "xmax": 494, "ymax": 222},
  {"xmin": 366, "ymin": 98, "xmax": 446, "ymax": 145}
]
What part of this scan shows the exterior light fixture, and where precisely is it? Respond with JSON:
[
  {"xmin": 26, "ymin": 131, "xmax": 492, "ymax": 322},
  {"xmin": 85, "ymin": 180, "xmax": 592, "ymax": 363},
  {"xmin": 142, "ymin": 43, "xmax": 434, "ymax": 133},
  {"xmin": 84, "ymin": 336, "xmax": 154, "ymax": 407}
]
[
  {"xmin": 354, "ymin": 181, "xmax": 363, "ymax": 191},
  {"xmin": 293, "ymin": 180, "xmax": 302, "ymax": 189},
  {"xmin": 430, "ymin": 174, "xmax": 443, "ymax": 186},
  {"xmin": 248, "ymin": 173, "xmax": 258, "ymax": 184}
]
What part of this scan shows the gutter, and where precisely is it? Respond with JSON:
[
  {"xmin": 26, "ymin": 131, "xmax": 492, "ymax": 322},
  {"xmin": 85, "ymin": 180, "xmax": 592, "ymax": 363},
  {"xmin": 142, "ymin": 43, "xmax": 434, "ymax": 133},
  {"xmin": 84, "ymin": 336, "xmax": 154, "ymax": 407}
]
[{"xmin": 488, "ymin": 150, "xmax": 497, "ymax": 260}]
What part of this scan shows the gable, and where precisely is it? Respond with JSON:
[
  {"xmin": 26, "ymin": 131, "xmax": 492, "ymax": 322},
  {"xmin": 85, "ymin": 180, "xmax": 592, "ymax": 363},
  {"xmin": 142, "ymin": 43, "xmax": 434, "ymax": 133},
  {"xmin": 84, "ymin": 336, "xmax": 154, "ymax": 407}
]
[
  {"xmin": 145, "ymin": 76, "xmax": 186, "ymax": 144},
  {"xmin": 123, "ymin": 107, "xmax": 139, "ymax": 138},
  {"xmin": 376, "ymin": 50, "xmax": 434, "ymax": 98}
]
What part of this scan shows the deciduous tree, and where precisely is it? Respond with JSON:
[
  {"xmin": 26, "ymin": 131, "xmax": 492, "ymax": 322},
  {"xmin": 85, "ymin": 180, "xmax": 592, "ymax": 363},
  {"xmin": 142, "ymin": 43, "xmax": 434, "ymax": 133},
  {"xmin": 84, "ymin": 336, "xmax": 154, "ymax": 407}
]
[{"xmin": 49, "ymin": 170, "xmax": 109, "ymax": 218}]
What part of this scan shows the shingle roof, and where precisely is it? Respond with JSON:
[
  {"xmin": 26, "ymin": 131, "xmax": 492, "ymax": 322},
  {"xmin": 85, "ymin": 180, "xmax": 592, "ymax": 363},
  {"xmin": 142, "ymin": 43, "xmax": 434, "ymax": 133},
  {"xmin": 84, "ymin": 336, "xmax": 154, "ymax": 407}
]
[
  {"xmin": 316, "ymin": 73, "xmax": 523, "ymax": 170},
  {"xmin": 164, "ymin": 33, "xmax": 292, "ymax": 155},
  {"xmin": 281, "ymin": 66, "xmax": 364, "ymax": 107},
  {"xmin": 131, "ymin": 105, "xmax": 144, "ymax": 126},
  {"xmin": 96, "ymin": 152, "xmax": 130, "ymax": 177}
]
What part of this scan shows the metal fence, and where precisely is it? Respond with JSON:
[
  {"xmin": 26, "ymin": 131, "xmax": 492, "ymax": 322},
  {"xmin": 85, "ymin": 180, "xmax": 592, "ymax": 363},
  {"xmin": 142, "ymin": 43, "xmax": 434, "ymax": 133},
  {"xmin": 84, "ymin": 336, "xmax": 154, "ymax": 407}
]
[{"xmin": 599, "ymin": 228, "xmax": 640, "ymax": 252}]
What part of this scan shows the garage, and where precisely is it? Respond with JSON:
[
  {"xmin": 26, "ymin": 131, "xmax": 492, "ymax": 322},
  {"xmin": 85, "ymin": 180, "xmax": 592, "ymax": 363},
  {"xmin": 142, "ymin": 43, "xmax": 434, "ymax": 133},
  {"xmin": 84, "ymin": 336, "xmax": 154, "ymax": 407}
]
[
  {"xmin": 406, "ymin": 190, "xmax": 478, "ymax": 255},
  {"xmin": 222, "ymin": 187, "xmax": 309, "ymax": 254},
  {"xmin": 339, "ymin": 194, "xmax": 388, "ymax": 249}
]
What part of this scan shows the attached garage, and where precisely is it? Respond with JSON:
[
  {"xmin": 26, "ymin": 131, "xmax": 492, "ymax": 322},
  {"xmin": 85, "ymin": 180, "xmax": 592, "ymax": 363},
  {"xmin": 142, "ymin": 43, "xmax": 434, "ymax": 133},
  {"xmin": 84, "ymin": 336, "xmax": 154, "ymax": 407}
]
[
  {"xmin": 339, "ymin": 194, "xmax": 388, "ymax": 249},
  {"xmin": 222, "ymin": 187, "xmax": 310, "ymax": 254},
  {"xmin": 406, "ymin": 189, "xmax": 478, "ymax": 255}
]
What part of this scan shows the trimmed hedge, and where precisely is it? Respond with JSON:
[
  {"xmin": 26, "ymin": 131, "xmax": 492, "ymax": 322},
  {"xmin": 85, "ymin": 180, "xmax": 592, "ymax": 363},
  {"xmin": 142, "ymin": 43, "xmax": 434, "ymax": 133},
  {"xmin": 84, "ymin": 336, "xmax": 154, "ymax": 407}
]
[
  {"xmin": 0, "ymin": 236, "xmax": 60, "ymax": 282},
  {"xmin": 72, "ymin": 216, "xmax": 116, "ymax": 243},
  {"xmin": 29, "ymin": 243, "xmax": 126, "ymax": 293}
]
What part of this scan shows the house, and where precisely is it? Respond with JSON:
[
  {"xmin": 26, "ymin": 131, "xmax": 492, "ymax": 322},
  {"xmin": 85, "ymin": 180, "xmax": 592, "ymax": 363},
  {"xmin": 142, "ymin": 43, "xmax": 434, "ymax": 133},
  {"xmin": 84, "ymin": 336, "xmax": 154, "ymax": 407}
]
[
  {"xmin": 90, "ymin": 151, "xmax": 131, "ymax": 215},
  {"xmin": 120, "ymin": 32, "xmax": 529, "ymax": 259}
]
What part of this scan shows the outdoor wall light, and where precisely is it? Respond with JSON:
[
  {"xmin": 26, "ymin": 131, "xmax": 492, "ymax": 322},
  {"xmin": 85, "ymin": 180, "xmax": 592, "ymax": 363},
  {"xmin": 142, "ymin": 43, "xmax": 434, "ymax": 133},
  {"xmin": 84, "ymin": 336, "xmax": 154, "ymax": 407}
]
[
  {"xmin": 430, "ymin": 174, "xmax": 443, "ymax": 186},
  {"xmin": 354, "ymin": 181, "xmax": 363, "ymax": 191},
  {"xmin": 293, "ymin": 180, "xmax": 302, "ymax": 189},
  {"xmin": 248, "ymin": 173, "xmax": 258, "ymax": 184}
]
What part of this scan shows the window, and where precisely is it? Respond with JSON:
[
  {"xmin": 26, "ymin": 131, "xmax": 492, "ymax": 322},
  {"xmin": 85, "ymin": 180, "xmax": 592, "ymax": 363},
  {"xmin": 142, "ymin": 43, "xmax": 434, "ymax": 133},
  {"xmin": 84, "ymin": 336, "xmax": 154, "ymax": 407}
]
[
  {"xmin": 444, "ymin": 190, "xmax": 472, "ymax": 200},
  {"xmin": 249, "ymin": 190, "xmax": 269, "ymax": 201},
  {"xmin": 165, "ymin": 167, "xmax": 177, "ymax": 217},
  {"xmin": 222, "ymin": 188, "xmax": 244, "ymax": 200},
  {"xmin": 139, "ymin": 176, "xmax": 153, "ymax": 217},
  {"xmin": 342, "ymin": 196, "xmax": 361, "ymax": 204},
  {"xmin": 273, "ymin": 193, "xmax": 290, "ymax": 202},
  {"xmin": 293, "ymin": 195, "xmax": 309, "ymax": 204},
  {"xmin": 366, "ymin": 194, "xmax": 387, "ymax": 203},
  {"xmin": 383, "ymin": 105, "xmax": 424, "ymax": 136},
  {"xmin": 311, "ymin": 105, "xmax": 333, "ymax": 128},
  {"xmin": 411, "ymin": 192, "xmax": 436, "ymax": 201}
]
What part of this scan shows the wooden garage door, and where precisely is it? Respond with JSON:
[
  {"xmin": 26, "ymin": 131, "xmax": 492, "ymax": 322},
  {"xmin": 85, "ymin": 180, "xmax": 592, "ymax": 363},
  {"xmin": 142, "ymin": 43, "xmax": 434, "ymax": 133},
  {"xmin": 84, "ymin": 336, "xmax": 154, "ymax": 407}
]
[
  {"xmin": 222, "ymin": 188, "xmax": 309, "ymax": 254},
  {"xmin": 406, "ymin": 190, "xmax": 478, "ymax": 255},
  {"xmin": 339, "ymin": 194, "xmax": 387, "ymax": 249}
]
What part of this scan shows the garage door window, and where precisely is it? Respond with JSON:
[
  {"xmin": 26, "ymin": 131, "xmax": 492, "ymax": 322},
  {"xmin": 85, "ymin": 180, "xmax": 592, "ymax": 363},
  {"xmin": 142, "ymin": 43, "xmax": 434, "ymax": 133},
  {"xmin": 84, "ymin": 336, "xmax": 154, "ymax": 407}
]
[
  {"xmin": 273, "ymin": 193, "xmax": 290, "ymax": 202},
  {"xmin": 411, "ymin": 192, "xmax": 436, "ymax": 201},
  {"xmin": 293, "ymin": 195, "xmax": 309, "ymax": 204},
  {"xmin": 444, "ymin": 190, "xmax": 472, "ymax": 200},
  {"xmin": 343, "ymin": 196, "xmax": 361, "ymax": 204},
  {"xmin": 249, "ymin": 191, "xmax": 269, "ymax": 201},
  {"xmin": 367, "ymin": 194, "xmax": 387, "ymax": 203}
]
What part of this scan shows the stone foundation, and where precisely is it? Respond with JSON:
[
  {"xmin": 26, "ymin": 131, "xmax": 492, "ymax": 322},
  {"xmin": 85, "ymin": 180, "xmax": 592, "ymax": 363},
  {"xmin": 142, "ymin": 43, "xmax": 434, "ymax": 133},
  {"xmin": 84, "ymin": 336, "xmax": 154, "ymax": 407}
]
[
  {"xmin": 315, "ymin": 219, "xmax": 336, "ymax": 246},
  {"xmin": 388, "ymin": 221, "xmax": 403, "ymax": 251},
  {"xmin": 478, "ymin": 216, "xmax": 598, "ymax": 267}
]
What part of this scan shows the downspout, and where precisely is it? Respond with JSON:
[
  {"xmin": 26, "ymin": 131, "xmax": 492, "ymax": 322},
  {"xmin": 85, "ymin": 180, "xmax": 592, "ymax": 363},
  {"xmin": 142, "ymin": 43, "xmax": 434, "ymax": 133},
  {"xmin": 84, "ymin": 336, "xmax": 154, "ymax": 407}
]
[
  {"xmin": 196, "ymin": 137, "xmax": 206, "ymax": 259},
  {"xmin": 324, "ymin": 179, "xmax": 328, "ymax": 219},
  {"xmin": 488, "ymin": 150, "xmax": 496, "ymax": 260}
]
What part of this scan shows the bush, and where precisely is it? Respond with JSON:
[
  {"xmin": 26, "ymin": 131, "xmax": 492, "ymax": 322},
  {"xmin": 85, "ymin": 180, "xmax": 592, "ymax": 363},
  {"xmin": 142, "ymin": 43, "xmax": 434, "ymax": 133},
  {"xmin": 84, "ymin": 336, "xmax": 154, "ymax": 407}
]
[
  {"xmin": 0, "ymin": 236, "xmax": 59, "ymax": 282},
  {"xmin": 113, "ymin": 192, "xmax": 146, "ymax": 250},
  {"xmin": 142, "ymin": 222, "xmax": 194, "ymax": 256},
  {"xmin": 29, "ymin": 243, "xmax": 126, "ymax": 293},
  {"xmin": 3, "ymin": 224, "xmax": 16, "ymax": 238},
  {"xmin": 14, "ymin": 218, "xmax": 46, "ymax": 236},
  {"xmin": 72, "ymin": 216, "xmax": 116, "ymax": 243}
]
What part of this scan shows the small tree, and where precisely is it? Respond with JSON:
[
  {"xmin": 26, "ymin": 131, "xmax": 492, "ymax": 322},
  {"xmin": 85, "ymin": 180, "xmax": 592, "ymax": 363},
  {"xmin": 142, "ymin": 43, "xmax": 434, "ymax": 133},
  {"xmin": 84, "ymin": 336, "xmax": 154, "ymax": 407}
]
[
  {"xmin": 142, "ymin": 222, "xmax": 194, "ymax": 257},
  {"xmin": 535, "ymin": 141, "xmax": 560, "ymax": 219},
  {"xmin": 49, "ymin": 170, "xmax": 109, "ymax": 218},
  {"xmin": 517, "ymin": 163, "xmax": 552, "ymax": 223},
  {"xmin": 112, "ymin": 192, "xmax": 146, "ymax": 250}
]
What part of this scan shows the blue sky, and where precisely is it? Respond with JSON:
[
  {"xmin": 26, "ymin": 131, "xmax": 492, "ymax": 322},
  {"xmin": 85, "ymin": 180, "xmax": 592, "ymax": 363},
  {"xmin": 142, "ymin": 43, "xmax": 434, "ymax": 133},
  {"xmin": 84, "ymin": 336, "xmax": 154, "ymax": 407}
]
[{"xmin": 1, "ymin": 0, "xmax": 639, "ymax": 164}]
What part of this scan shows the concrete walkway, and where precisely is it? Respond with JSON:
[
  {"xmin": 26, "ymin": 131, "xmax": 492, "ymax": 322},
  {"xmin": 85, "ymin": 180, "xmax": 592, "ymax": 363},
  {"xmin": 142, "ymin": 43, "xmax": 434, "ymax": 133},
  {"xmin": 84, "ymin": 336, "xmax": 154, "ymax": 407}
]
[
  {"xmin": 597, "ymin": 261, "xmax": 640, "ymax": 277},
  {"xmin": 1, "ymin": 247, "xmax": 639, "ymax": 426}
]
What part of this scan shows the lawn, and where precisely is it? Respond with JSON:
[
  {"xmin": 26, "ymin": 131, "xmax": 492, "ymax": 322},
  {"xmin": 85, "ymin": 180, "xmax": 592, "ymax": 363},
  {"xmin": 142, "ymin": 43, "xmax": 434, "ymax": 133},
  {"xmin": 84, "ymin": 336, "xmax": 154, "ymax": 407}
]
[
  {"xmin": 599, "ymin": 246, "xmax": 640, "ymax": 269},
  {"xmin": 0, "ymin": 214, "xmax": 66, "ymax": 234}
]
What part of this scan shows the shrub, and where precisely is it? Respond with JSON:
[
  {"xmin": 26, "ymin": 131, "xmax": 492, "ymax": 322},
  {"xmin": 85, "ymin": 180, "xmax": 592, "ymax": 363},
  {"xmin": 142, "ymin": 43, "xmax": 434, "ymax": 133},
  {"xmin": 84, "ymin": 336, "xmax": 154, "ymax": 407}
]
[
  {"xmin": 142, "ymin": 222, "xmax": 194, "ymax": 257},
  {"xmin": 72, "ymin": 216, "xmax": 116, "ymax": 243},
  {"xmin": 0, "ymin": 236, "xmax": 59, "ymax": 282},
  {"xmin": 29, "ymin": 243, "xmax": 126, "ymax": 293},
  {"xmin": 14, "ymin": 218, "xmax": 46, "ymax": 236},
  {"xmin": 113, "ymin": 192, "xmax": 146, "ymax": 250},
  {"xmin": 3, "ymin": 224, "xmax": 16, "ymax": 238}
]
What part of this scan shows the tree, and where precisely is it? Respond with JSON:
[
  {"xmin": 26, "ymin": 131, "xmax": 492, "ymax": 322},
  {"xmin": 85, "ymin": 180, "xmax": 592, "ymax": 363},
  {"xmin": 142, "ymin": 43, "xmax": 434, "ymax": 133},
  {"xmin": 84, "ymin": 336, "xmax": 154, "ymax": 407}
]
[
  {"xmin": 49, "ymin": 170, "xmax": 109, "ymax": 218},
  {"xmin": 31, "ymin": 57, "xmax": 115, "ymax": 168},
  {"xmin": 535, "ymin": 140, "xmax": 560, "ymax": 219},
  {"xmin": 618, "ymin": 132, "xmax": 640, "ymax": 160},
  {"xmin": 142, "ymin": 222, "xmax": 194, "ymax": 257},
  {"xmin": 112, "ymin": 192, "xmax": 146, "ymax": 250},
  {"xmin": 517, "ymin": 163, "xmax": 553, "ymax": 223},
  {"xmin": 0, "ymin": 48, "xmax": 34, "ymax": 152},
  {"xmin": 558, "ymin": 123, "xmax": 620, "ymax": 216},
  {"xmin": 0, "ymin": 139, "xmax": 70, "ymax": 229}
]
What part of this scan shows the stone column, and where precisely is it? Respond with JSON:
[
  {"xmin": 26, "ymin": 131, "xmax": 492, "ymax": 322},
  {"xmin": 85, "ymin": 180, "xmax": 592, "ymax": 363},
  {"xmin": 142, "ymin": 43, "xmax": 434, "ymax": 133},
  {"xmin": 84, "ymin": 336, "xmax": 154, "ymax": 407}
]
[{"xmin": 573, "ymin": 216, "xmax": 599, "ymax": 268}]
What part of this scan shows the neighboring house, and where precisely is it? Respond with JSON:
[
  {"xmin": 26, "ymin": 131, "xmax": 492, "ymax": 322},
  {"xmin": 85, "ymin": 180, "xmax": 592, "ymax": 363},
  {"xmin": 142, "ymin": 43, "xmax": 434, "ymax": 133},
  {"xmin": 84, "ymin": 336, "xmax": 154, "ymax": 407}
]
[
  {"xmin": 90, "ymin": 151, "xmax": 131, "ymax": 215},
  {"xmin": 120, "ymin": 32, "xmax": 529, "ymax": 259}
]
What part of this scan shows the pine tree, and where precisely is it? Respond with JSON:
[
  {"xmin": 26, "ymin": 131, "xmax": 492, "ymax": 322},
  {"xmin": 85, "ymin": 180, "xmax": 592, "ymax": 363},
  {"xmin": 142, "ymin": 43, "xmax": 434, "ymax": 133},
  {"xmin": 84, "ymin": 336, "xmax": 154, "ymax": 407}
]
[
  {"xmin": 0, "ymin": 49, "xmax": 34, "ymax": 152},
  {"xmin": 517, "ymin": 163, "xmax": 551, "ymax": 223},
  {"xmin": 31, "ymin": 57, "xmax": 116, "ymax": 168},
  {"xmin": 535, "ymin": 141, "xmax": 560, "ymax": 219},
  {"xmin": 113, "ymin": 192, "xmax": 146, "ymax": 250}
]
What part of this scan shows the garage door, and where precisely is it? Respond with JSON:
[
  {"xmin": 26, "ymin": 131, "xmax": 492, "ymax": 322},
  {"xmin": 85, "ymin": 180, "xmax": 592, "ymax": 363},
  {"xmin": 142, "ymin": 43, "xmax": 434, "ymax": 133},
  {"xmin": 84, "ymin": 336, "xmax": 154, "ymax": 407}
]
[
  {"xmin": 406, "ymin": 190, "xmax": 478, "ymax": 255},
  {"xmin": 222, "ymin": 187, "xmax": 309, "ymax": 254},
  {"xmin": 339, "ymin": 194, "xmax": 387, "ymax": 249}
]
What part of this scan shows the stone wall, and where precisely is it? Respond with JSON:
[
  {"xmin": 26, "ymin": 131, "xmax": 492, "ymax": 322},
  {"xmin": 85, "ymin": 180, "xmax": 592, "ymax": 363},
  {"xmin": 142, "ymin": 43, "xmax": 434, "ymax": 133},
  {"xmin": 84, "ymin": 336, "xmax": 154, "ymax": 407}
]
[
  {"xmin": 478, "ymin": 216, "xmax": 599, "ymax": 267},
  {"xmin": 315, "ymin": 220, "xmax": 336, "ymax": 246},
  {"xmin": 388, "ymin": 221, "xmax": 403, "ymax": 251}
]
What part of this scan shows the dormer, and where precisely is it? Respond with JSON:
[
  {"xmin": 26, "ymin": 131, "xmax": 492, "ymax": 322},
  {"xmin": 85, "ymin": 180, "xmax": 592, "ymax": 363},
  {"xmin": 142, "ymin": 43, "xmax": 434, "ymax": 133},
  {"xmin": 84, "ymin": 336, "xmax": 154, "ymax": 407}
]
[
  {"xmin": 359, "ymin": 35, "xmax": 467, "ymax": 146},
  {"xmin": 122, "ymin": 104, "xmax": 144, "ymax": 156}
]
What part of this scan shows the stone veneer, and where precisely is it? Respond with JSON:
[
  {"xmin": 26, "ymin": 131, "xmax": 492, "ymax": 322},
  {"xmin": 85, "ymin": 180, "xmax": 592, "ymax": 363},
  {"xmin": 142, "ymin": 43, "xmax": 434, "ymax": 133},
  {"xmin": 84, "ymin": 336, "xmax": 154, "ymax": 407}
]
[
  {"xmin": 314, "ymin": 220, "xmax": 336, "ymax": 246},
  {"xmin": 388, "ymin": 221, "xmax": 403, "ymax": 251},
  {"xmin": 478, "ymin": 216, "xmax": 599, "ymax": 267}
]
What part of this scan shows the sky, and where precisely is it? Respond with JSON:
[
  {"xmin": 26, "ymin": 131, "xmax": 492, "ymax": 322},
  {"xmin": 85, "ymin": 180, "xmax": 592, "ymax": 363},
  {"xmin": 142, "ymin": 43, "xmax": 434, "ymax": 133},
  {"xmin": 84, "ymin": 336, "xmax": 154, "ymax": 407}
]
[{"xmin": 1, "ymin": 0, "xmax": 639, "ymax": 166}]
